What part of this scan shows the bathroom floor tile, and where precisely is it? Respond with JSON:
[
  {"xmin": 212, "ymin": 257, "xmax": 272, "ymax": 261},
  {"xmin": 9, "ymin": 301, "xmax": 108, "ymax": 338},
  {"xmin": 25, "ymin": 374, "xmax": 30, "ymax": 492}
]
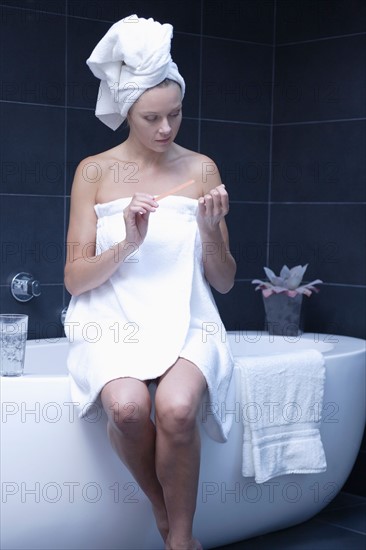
[
  {"xmin": 317, "ymin": 503, "xmax": 366, "ymax": 535},
  {"xmin": 319, "ymin": 491, "xmax": 366, "ymax": 511},
  {"xmin": 212, "ymin": 493, "xmax": 366, "ymax": 549},
  {"xmin": 214, "ymin": 518, "xmax": 366, "ymax": 549}
]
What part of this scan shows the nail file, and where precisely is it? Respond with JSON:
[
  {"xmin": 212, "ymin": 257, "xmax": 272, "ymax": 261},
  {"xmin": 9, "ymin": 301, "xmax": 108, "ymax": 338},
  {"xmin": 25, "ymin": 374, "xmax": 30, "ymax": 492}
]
[{"xmin": 155, "ymin": 179, "xmax": 195, "ymax": 201}]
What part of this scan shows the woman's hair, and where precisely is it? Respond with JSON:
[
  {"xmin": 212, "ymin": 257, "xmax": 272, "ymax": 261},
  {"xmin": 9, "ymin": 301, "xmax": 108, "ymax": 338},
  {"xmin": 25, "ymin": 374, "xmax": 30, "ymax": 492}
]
[{"xmin": 153, "ymin": 78, "xmax": 181, "ymax": 90}]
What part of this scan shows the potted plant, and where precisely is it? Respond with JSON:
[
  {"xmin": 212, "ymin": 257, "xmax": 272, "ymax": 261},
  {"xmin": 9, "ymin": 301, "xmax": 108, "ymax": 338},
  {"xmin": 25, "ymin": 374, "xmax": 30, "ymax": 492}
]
[{"xmin": 252, "ymin": 264, "xmax": 323, "ymax": 336}]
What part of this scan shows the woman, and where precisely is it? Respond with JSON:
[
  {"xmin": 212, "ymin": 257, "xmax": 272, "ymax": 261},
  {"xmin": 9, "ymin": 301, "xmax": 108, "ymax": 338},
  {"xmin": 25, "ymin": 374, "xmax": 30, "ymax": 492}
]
[{"xmin": 64, "ymin": 16, "xmax": 236, "ymax": 550}]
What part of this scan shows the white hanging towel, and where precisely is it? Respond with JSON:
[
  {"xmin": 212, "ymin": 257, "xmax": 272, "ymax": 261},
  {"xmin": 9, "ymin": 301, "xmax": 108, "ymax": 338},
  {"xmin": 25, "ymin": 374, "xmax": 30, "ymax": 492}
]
[
  {"xmin": 239, "ymin": 348, "xmax": 327, "ymax": 483},
  {"xmin": 65, "ymin": 195, "xmax": 235, "ymax": 442}
]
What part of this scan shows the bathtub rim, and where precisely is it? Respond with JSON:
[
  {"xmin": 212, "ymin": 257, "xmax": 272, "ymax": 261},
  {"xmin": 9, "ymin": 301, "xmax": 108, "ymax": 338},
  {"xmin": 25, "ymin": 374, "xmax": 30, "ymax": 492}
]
[
  {"xmin": 227, "ymin": 331, "xmax": 366, "ymax": 360},
  {"xmin": 7, "ymin": 330, "xmax": 366, "ymax": 385},
  {"xmin": 20, "ymin": 331, "xmax": 366, "ymax": 368}
]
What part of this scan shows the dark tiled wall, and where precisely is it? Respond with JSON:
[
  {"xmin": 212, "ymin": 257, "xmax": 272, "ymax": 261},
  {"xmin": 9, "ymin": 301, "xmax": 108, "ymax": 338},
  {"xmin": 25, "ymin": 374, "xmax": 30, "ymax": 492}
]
[
  {"xmin": 273, "ymin": 0, "xmax": 366, "ymax": 497},
  {"xmin": 0, "ymin": 0, "xmax": 365, "ymax": 495}
]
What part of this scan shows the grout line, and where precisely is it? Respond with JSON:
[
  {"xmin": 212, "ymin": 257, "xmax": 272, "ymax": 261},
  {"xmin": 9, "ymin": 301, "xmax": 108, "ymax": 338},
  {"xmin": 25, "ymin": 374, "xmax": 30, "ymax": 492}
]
[
  {"xmin": 0, "ymin": 99, "xmax": 93, "ymax": 112},
  {"xmin": 1, "ymin": 194, "xmax": 364, "ymax": 206},
  {"xmin": 277, "ymin": 31, "xmax": 366, "ymax": 47},
  {"xmin": 232, "ymin": 279, "xmax": 366, "ymax": 289},
  {"xmin": 322, "ymin": 282, "xmax": 366, "ymax": 289},
  {"xmin": 0, "ymin": 283, "xmax": 64, "ymax": 288},
  {"xmin": 266, "ymin": 0, "xmax": 277, "ymax": 265},
  {"xmin": 1, "ymin": 100, "xmax": 364, "ymax": 128},
  {"xmin": 197, "ymin": 0, "xmax": 203, "ymax": 152},
  {"xmin": 315, "ymin": 517, "xmax": 366, "ymax": 537},
  {"xmin": 325, "ymin": 501, "xmax": 366, "ymax": 512},
  {"xmin": 0, "ymin": 2, "xmax": 64, "ymax": 16},
  {"xmin": 269, "ymin": 201, "xmax": 366, "ymax": 205},
  {"xmin": 199, "ymin": 117, "xmax": 270, "ymax": 126},
  {"xmin": 274, "ymin": 117, "xmax": 366, "ymax": 126},
  {"xmin": 0, "ymin": 99, "xmax": 68, "ymax": 109},
  {"xmin": 0, "ymin": 193, "xmax": 65, "ymax": 199},
  {"xmin": 63, "ymin": 0, "xmax": 68, "ymax": 309},
  {"xmin": 199, "ymin": 32, "xmax": 272, "ymax": 47},
  {"xmin": 1, "ymin": 3, "xmax": 364, "ymax": 48},
  {"xmin": 229, "ymin": 200, "xmax": 366, "ymax": 205}
]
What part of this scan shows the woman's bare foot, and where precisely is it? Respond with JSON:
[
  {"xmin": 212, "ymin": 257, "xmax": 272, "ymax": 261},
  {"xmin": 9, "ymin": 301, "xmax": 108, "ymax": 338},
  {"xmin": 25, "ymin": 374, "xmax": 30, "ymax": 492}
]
[{"xmin": 165, "ymin": 536, "xmax": 202, "ymax": 550}]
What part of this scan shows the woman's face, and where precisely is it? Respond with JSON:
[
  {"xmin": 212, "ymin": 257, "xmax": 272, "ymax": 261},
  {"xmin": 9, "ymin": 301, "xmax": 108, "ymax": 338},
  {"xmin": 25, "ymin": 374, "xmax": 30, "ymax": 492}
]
[{"xmin": 127, "ymin": 82, "xmax": 183, "ymax": 152}]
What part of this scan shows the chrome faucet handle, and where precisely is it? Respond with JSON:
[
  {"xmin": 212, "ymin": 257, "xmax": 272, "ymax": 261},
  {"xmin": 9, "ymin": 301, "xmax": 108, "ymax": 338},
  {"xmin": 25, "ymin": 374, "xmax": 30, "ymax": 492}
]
[
  {"xmin": 60, "ymin": 306, "xmax": 68, "ymax": 325},
  {"xmin": 11, "ymin": 272, "xmax": 41, "ymax": 302}
]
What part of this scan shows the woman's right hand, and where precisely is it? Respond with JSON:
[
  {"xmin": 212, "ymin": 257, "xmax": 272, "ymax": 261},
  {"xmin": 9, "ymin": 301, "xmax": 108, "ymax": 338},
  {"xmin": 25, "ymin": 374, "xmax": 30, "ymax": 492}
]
[{"xmin": 123, "ymin": 193, "xmax": 159, "ymax": 247}]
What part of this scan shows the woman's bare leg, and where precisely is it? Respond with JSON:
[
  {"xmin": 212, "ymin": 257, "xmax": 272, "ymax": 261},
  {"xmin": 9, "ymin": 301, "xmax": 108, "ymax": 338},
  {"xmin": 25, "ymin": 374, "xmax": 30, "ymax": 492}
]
[
  {"xmin": 100, "ymin": 378, "xmax": 169, "ymax": 541},
  {"xmin": 155, "ymin": 359, "xmax": 207, "ymax": 550}
]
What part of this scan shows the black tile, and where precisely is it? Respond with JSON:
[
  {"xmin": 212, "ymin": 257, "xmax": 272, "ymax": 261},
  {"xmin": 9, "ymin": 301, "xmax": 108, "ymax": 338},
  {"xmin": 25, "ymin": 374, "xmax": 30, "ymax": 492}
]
[
  {"xmin": 272, "ymin": 120, "xmax": 366, "ymax": 202},
  {"xmin": 67, "ymin": 17, "xmax": 111, "ymax": 109},
  {"xmin": 276, "ymin": 0, "xmax": 366, "ymax": 44},
  {"xmin": 0, "ymin": 103, "xmax": 65, "ymax": 195},
  {"xmin": 0, "ymin": 196, "xmax": 65, "ymax": 285},
  {"xmin": 208, "ymin": 495, "xmax": 366, "ymax": 548},
  {"xmin": 226, "ymin": 203, "xmax": 268, "ymax": 280},
  {"xmin": 302, "ymin": 285, "xmax": 366, "ymax": 340},
  {"xmin": 317, "ymin": 503, "xmax": 366, "ymax": 534},
  {"xmin": 200, "ymin": 121, "xmax": 270, "ymax": 201},
  {"xmin": 175, "ymin": 118, "xmax": 199, "ymax": 152},
  {"xmin": 0, "ymin": 284, "xmax": 65, "ymax": 341},
  {"xmin": 171, "ymin": 33, "xmax": 200, "ymax": 119},
  {"xmin": 67, "ymin": 0, "xmax": 201, "ymax": 34},
  {"xmin": 274, "ymin": 35, "xmax": 366, "ymax": 123},
  {"xmin": 342, "ymin": 449, "xmax": 366, "ymax": 497},
  {"xmin": 213, "ymin": 281, "xmax": 266, "ymax": 332},
  {"xmin": 320, "ymin": 491, "xmax": 366, "ymax": 510},
  {"xmin": 66, "ymin": 107, "xmax": 126, "ymax": 194},
  {"xmin": 361, "ymin": 428, "xmax": 366, "ymax": 452},
  {"xmin": 0, "ymin": 7, "xmax": 65, "ymax": 105},
  {"xmin": 215, "ymin": 517, "xmax": 366, "ymax": 548},
  {"xmin": 202, "ymin": 38, "xmax": 273, "ymax": 123},
  {"xmin": 269, "ymin": 204, "xmax": 366, "ymax": 286},
  {"xmin": 203, "ymin": 0, "xmax": 274, "ymax": 44},
  {"xmin": 0, "ymin": 1, "xmax": 65, "ymax": 13}
]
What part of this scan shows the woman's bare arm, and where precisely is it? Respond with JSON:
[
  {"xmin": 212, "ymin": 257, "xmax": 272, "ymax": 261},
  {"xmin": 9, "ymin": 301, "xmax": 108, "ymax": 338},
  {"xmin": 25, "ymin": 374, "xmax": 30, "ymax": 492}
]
[
  {"xmin": 64, "ymin": 158, "xmax": 158, "ymax": 296},
  {"xmin": 196, "ymin": 159, "xmax": 236, "ymax": 294}
]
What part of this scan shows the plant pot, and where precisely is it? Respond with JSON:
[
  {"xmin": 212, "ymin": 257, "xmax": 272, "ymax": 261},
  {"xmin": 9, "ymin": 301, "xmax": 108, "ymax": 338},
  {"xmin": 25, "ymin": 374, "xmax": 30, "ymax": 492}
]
[{"xmin": 262, "ymin": 293, "xmax": 303, "ymax": 337}]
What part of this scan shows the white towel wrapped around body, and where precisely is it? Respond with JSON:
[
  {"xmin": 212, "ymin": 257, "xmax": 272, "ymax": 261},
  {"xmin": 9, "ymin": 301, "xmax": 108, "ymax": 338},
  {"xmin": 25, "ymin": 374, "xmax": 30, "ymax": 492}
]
[
  {"xmin": 86, "ymin": 14, "xmax": 185, "ymax": 130},
  {"xmin": 65, "ymin": 196, "xmax": 235, "ymax": 443},
  {"xmin": 238, "ymin": 349, "xmax": 327, "ymax": 483}
]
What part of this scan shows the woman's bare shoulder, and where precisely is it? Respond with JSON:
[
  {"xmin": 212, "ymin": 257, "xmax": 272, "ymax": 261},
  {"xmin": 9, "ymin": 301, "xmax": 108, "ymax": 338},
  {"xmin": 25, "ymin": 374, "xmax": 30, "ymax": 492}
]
[
  {"xmin": 72, "ymin": 145, "xmax": 123, "ymax": 197},
  {"xmin": 174, "ymin": 143, "xmax": 218, "ymax": 176},
  {"xmin": 173, "ymin": 144, "xmax": 221, "ymax": 193},
  {"xmin": 173, "ymin": 143, "xmax": 214, "ymax": 163},
  {"xmin": 76, "ymin": 145, "xmax": 121, "ymax": 171}
]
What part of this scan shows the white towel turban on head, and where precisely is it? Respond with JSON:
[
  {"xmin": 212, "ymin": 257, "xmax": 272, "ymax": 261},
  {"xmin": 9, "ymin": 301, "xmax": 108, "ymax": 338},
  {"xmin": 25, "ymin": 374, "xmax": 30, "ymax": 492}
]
[{"xmin": 86, "ymin": 14, "xmax": 186, "ymax": 131}]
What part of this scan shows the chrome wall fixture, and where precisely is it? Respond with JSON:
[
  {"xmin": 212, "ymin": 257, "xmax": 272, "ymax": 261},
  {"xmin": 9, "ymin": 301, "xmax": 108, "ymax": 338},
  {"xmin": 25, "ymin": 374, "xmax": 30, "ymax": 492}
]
[
  {"xmin": 60, "ymin": 306, "xmax": 68, "ymax": 325},
  {"xmin": 11, "ymin": 273, "xmax": 41, "ymax": 302}
]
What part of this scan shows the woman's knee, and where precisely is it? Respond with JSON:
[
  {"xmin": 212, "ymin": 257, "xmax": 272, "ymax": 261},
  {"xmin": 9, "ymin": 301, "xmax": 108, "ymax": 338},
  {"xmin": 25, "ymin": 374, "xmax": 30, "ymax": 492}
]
[
  {"xmin": 155, "ymin": 361, "xmax": 205, "ymax": 439},
  {"xmin": 101, "ymin": 378, "xmax": 152, "ymax": 435},
  {"xmin": 155, "ymin": 395, "xmax": 198, "ymax": 439}
]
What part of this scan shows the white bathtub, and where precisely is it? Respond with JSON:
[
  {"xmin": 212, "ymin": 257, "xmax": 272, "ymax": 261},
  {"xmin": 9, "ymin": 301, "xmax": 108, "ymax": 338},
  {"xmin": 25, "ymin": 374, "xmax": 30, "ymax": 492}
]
[{"xmin": 1, "ymin": 331, "xmax": 365, "ymax": 550}]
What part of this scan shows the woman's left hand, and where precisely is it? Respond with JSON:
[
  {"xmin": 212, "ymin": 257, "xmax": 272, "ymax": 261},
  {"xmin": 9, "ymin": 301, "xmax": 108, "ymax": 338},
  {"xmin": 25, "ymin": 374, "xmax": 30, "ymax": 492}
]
[{"xmin": 196, "ymin": 184, "xmax": 229, "ymax": 233}]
